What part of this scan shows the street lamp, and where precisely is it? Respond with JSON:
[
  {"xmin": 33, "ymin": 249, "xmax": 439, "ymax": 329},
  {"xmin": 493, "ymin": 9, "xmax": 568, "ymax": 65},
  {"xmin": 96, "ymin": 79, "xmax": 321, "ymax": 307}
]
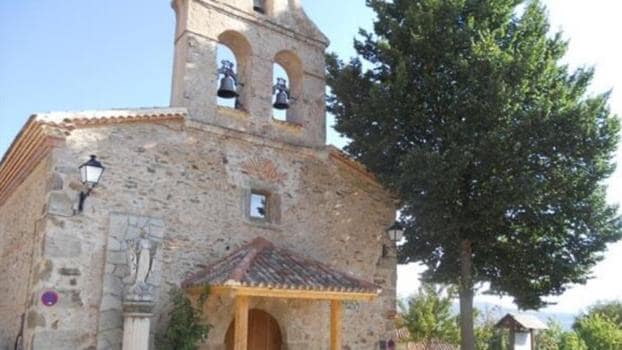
[{"xmin": 78, "ymin": 155, "xmax": 105, "ymax": 212}]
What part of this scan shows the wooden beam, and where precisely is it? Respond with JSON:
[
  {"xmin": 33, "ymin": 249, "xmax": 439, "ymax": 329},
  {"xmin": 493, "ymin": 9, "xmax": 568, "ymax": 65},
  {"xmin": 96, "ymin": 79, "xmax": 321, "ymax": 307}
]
[
  {"xmin": 188, "ymin": 286, "xmax": 378, "ymax": 301},
  {"xmin": 234, "ymin": 295, "xmax": 249, "ymax": 350},
  {"xmin": 330, "ymin": 300, "xmax": 343, "ymax": 350}
]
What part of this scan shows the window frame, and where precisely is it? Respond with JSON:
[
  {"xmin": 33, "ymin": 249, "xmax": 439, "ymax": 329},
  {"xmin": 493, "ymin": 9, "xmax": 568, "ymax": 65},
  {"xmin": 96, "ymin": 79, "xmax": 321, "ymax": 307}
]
[{"xmin": 249, "ymin": 190, "xmax": 270, "ymax": 221}]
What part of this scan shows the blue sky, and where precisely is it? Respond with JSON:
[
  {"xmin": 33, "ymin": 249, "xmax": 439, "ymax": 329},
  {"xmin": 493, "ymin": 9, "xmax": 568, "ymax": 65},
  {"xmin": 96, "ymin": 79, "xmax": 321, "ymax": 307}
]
[{"xmin": 1, "ymin": 0, "xmax": 621, "ymax": 317}]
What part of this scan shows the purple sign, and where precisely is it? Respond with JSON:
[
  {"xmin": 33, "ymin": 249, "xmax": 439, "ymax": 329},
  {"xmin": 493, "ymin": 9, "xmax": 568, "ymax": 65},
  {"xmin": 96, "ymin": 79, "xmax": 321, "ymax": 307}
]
[{"xmin": 41, "ymin": 291, "xmax": 59, "ymax": 307}]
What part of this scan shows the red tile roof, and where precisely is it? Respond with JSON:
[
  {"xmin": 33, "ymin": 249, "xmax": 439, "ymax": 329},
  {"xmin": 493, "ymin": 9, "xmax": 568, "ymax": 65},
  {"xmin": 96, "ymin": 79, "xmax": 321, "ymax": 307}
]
[
  {"xmin": 34, "ymin": 107, "xmax": 186, "ymax": 130},
  {"xmin": 181, "ymin": 237, "xmax": 381, "ymax": 294}
]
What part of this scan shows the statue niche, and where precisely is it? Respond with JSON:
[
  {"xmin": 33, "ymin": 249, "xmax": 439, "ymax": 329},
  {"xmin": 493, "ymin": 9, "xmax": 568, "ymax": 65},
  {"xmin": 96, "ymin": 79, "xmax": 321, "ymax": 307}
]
[{"xmin": 124, "ymin": 235, "xmax": 158, "ymax": 302}]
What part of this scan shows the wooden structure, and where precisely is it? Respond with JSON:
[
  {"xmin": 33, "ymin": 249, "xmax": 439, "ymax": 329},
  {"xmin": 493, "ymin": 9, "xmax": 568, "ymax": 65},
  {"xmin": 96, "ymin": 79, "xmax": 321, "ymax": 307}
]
[
  {"xmin": 183, "ymin": 237, "xmax": 380, "ymax": 350},
  {"xmin": 224, "ymin": 309, "xmax": 282, "ymax": 350},
  {"xmin": 496, "ymin": 313, "xmax": 547, "ymax": 350}
]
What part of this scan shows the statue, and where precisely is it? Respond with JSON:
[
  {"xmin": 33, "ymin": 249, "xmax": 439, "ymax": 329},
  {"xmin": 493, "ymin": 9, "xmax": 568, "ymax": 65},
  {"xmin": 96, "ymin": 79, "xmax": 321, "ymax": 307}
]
[{"xmin": 125, "ymin": 237, "xmax": 156, "ymax": 301}]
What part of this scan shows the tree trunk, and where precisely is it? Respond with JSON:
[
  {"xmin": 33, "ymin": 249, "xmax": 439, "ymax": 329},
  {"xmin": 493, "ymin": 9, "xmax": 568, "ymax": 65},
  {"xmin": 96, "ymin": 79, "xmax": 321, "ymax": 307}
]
[{"xmin": 459, "ymin": 239, "xmax": 475, "ymax": 350}]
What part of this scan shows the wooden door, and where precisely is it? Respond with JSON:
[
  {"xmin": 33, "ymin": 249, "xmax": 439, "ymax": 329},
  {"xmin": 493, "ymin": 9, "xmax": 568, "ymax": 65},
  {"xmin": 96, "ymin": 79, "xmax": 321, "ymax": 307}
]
[{"xmin": 225, "ymin": 309, "xmax": 283, "ymax": 350}]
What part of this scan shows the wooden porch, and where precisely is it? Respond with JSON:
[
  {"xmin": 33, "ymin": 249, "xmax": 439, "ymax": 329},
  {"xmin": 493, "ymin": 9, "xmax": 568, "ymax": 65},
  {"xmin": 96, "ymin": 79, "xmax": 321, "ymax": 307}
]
[{"xmin": 182, "ymin": 237, "xmax": 381, "ymax": 350}]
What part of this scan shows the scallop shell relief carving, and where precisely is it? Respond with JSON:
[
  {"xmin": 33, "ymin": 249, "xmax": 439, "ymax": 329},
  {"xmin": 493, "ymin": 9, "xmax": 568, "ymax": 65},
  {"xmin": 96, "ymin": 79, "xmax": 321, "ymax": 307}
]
[{"xmin": 240, "ymin": 157, "xmax": 288, "ymax": 184}]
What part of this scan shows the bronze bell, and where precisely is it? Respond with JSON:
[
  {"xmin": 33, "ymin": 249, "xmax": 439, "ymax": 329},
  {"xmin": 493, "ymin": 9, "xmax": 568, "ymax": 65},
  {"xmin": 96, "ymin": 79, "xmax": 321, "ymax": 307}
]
[
  {"xmin": 217, "ymin": 60, "xmax": 239, "ymax": 99},
  {"xmin": 217, "ymin": 75, "xmax": 238, "ymax": 99},
  {"xmin": 272, "ymin": 77, "xmax": 290, "ymax": 110},
  {"xmin": 273, "ymin": 90, "xmax": 290, "ymax": 110},
  {"xmin": 253, "ymin": 0, "xmax": 266, "ymax": 13}
]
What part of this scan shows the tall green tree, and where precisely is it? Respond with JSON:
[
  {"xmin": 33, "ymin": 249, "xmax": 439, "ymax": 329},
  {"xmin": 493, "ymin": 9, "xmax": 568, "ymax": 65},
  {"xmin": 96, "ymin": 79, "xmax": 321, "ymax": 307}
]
[
  {"xmin": 325, "ymin": 0, "xmax": 621, "ymax": 349},
  {"xmin": 398, "ymin": 284, "xmax": 460, "ymax": 345}
]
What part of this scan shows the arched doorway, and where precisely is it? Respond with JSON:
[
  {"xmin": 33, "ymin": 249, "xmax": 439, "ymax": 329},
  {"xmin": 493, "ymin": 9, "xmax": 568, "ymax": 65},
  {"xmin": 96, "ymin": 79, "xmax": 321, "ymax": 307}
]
[{"xmin": 225, "ymin": 309, "xmax": 283, "ymax": 350}]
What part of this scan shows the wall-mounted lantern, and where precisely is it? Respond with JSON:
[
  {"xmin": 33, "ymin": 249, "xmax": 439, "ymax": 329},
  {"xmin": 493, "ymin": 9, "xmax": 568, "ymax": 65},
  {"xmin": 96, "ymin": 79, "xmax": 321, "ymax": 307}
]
[
  {"xmin": 386, "ymin": 221, "xmax": 404, "ymax": 244},
  {"xmin": 78, "ymin": 155, "xmax": 105, "ymax": 212}
]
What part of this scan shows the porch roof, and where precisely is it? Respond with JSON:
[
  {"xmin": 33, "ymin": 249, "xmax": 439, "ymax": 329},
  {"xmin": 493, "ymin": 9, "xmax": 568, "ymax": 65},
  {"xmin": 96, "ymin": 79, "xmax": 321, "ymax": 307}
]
[
  {"xmin": 181, "ymin": 237, "xmax": 381, "ymax": 300},
  {"xmin": 496, "ymin": 313, "xmax": 548, "ymax": 331}
]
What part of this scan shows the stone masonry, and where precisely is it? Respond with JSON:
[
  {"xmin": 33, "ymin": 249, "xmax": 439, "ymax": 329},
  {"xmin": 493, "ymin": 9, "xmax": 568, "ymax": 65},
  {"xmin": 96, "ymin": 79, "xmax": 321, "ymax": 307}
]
[
  {"xmin": 0, "ymin": 155, "xmax": 52, "ymax": 349},
  {"xmin": 0, "ymin": 1, "xmax": 398, "ymax": 349},
  {"xmin": 96, "ymin": 214, "xmax": 165, "ymax": 349}
]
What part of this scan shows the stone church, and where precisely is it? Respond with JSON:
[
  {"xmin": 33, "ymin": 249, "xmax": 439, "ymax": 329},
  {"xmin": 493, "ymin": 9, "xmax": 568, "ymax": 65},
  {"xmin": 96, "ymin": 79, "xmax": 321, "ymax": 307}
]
[{"xmin": 0, "ymin": 0, "xmax": 398, "ymax": 349}]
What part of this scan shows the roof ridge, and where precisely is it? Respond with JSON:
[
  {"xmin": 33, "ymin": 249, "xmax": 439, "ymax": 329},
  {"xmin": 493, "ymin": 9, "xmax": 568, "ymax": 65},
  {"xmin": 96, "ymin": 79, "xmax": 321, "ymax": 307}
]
[
  {"xmin": 181, "ymin": 237, "xmax": 270, "ymax": 288},
  {"xmin": 228, "ymin": 237, "xmax": 273, "ymax": 282}
]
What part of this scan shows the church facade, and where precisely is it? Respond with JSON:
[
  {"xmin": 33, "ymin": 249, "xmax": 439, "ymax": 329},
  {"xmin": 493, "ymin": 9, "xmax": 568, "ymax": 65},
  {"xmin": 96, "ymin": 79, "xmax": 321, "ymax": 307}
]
[{"xmin": 0, "ymin": 1, "xmax": 398, "ymax": 349}]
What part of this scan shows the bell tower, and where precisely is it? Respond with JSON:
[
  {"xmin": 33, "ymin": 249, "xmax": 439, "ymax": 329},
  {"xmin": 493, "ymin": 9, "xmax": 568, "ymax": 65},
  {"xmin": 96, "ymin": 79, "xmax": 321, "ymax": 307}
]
[{"xmin": 170, "ymin": 0, "xmax": 329, "ymax": 147}]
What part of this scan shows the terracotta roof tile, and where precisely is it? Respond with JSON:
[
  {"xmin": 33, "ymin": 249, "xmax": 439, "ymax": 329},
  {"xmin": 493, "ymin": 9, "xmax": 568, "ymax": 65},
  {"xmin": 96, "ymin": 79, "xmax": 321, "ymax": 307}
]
[
  {"xmin": 34, "ymin": 107, "xmax": 186, "ymax": 129},
  {"xmin": 182, "ymin": 237, "xmax": 380, "ymax": 294}
]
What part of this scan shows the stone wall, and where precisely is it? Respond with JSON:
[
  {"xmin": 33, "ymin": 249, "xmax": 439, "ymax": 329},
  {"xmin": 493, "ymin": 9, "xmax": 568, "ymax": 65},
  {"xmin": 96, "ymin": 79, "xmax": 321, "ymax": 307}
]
[
  {"xmin": 0, "ymin": 154, "xmax": 52, "ymax": 350},
  {"xmin": 26, "ymin": 119, "xmax": 396, "ymax": 349}
]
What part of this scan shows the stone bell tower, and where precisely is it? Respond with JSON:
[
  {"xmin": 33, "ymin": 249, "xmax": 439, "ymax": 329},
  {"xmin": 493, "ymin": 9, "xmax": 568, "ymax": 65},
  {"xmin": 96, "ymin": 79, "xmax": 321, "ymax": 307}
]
[{"xmin": 170, "ymin": 0, "xmax": 330, "ymax": 147}]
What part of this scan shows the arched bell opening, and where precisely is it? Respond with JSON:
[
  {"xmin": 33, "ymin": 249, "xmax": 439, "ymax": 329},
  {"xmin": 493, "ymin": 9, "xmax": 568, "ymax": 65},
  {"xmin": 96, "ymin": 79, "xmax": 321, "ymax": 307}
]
[
  {"xmin": 216, "ymin": 31, "xmax": 252, "ymax": 111},
  {"xmin": 273, "ymin": 50, "xmax": 304, "ymax": 124},
  {"xmin": 224, "ymin": 309, "xmax": 283, "ymax": 350}
]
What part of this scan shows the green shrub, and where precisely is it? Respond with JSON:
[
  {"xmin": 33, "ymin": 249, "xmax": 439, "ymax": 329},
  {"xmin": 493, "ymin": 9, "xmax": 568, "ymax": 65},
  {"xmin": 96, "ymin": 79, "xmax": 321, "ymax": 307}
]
[{"xmin": 156, "ymin": 286, "xmax": 211, "ymax": 350}]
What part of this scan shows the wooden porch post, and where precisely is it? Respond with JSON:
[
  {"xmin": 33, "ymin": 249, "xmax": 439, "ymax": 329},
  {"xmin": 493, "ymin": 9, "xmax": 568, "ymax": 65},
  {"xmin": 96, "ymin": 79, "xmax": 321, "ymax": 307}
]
[
  {"xmin": 330, "ymin": 300, "xmax": 343, "ymax": 350},
  {"xmin": 234, "ymin": 295, "xmax": 249, "ymax": 350}
]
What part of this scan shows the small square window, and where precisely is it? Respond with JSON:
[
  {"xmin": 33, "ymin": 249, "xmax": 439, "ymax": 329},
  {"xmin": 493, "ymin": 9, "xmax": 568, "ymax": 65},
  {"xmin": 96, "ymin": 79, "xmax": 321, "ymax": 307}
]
[{"xmin": 250, "ymin": 192, "xmax": 268, "ymax": 219}]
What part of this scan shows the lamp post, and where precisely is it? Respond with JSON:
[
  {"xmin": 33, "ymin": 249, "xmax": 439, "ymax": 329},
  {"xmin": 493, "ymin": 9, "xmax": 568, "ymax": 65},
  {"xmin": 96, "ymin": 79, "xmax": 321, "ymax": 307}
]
[{"xmin": 78, "ymin": 155, "xmax": 105, "ymax": 212}]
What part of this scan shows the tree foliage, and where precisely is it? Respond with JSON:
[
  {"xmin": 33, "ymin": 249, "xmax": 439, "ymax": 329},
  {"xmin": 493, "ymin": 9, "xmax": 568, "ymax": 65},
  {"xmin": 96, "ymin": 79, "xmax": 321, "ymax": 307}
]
[
  {"xmin": 536, "ymin": 320, "xmax": 587, "ymax": 350},
  {"xmin": 326, "ymin": 0, "xmax": 621, "ymax": 347},
  {"xmin": 398, "ymin": 284, "xmax": 460, "ymax": 345},
  {"xmin": 557, "ymin": 332, "xmax": 587, "ymax": 350},
  {"xmin": 573, "ymin": 301, "xmax": 622, "ymax": 349},
  {"xmin": 156, "ymin": 286, "xmax": 211, "ymax": 350},
  {"xmin": 472, "ymin": 308, "xmax": 509, "ymax": 350},
  {"xmin": 577, "ymin": 301, "xmax": 622, "ymax": 328}
]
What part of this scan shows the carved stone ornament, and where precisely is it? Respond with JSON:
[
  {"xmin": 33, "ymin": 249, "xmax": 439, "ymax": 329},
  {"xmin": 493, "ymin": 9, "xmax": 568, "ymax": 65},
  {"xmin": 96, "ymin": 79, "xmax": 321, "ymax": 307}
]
[{"xmin": 240, "ymin": 157, "xmax": 288, "ymax": 184}]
